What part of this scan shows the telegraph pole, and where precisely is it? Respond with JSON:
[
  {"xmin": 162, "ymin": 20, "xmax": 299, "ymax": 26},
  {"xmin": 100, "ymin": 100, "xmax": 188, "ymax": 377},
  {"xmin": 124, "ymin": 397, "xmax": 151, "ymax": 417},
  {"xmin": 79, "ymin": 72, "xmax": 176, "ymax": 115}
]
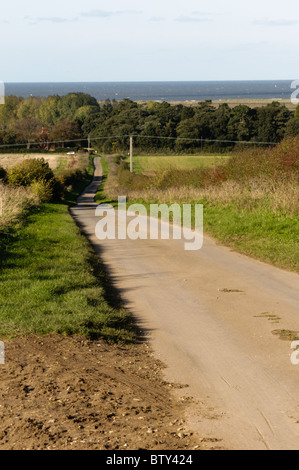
[{"xmin": 130, "ymin": 135, "xmax": 133, "ymax": 173}]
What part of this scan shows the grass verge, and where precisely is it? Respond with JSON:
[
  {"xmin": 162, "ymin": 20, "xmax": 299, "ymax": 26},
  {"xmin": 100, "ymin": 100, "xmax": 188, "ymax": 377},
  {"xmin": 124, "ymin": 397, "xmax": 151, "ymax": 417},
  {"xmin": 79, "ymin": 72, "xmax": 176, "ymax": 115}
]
[
  {"xmin": 94, "ymin": 156, "xmax": 113, "ymax": 205},
  {"xmin": 62, "ymin": 155, "xmax": 95, "ymax": 206},
  {"xmin": 197, "ymin": 200, "xmax": 299, "ymax": 272}
]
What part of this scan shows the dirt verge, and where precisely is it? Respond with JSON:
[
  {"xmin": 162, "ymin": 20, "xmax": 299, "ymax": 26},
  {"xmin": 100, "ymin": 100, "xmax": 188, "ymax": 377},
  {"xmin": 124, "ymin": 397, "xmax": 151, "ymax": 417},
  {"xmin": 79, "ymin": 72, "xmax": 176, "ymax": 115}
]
[{"xmin": 0, "ymin": 335, "xmax": 203, "ymax": 450}]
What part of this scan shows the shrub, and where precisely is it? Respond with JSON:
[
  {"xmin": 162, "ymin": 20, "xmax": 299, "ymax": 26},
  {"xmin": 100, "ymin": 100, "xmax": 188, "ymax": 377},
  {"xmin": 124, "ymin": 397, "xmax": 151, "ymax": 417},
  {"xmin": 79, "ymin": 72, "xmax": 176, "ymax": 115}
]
[
  {"xmin": 117, "ymin": 161, "xmax": 152, "ymax": 190},
  {"xmin": 57, "ymin": 168, "xmax": 88, "ymax": 190},
  {"xmin": 7, "ymin": 158, "xmax": 55, "ymax": 187},
  {"xmin": 7, "ymin": 158, "xmax": 63, "ymax": 201},
  {"xmin": 30, "ymin": 179, "xmax": 54, "ymax": 203}
]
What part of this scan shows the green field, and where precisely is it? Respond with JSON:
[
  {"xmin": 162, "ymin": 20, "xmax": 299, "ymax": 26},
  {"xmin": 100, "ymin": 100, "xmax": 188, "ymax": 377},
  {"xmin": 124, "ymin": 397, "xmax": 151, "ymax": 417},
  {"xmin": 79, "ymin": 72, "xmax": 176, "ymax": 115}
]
[{"xmin": 125, "ymin": 155, "xmax": 230, "ymax": 174}]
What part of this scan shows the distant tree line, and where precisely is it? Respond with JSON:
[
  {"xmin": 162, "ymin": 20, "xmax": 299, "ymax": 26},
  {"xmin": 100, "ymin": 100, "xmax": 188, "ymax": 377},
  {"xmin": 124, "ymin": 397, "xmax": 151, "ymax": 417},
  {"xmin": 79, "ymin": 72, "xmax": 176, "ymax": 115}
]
[{"xmin": 0, "ymin": 93, "xmax": 298, "ymax": 153}]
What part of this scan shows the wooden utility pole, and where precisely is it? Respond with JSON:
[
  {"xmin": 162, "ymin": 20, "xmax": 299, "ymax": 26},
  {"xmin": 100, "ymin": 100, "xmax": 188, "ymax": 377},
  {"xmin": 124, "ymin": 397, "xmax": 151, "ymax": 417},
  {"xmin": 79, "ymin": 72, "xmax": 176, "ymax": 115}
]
[{"xmin": 130, "ymin": 135, "xmax": 133, "ymax": 173}]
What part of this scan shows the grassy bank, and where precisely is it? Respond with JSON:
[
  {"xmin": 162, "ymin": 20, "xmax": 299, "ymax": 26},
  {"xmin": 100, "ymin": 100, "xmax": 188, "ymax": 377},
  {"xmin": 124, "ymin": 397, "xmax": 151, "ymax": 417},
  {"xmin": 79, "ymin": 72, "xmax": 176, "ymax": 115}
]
[
  {"xmin": 0, "ymin": 155, "xmax": 136, "ymax": 343},
  {"xmin": 94, "ymin": 156, "xmax": 110, "ymax": 205},
  {"xmin": 0, "ymin": 203, "xmax": 136, "ymax": 343},
  {"xmin": 62, "ymin": 155, "xmax": 95, "ymax": 205},
  {"xmin": 198, "ymin": 200, "xmax": 299, "ymax": 272},
  {"xmin": 101, "ymin": 140, "xmax": 299, "ymax": 273}
]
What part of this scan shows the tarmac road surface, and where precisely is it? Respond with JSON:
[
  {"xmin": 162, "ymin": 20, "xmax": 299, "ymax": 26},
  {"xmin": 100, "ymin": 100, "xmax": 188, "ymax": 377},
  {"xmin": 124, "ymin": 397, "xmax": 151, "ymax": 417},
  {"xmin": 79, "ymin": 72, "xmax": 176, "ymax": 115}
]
[{"xmin": 71, "ymin": 157, "xmax": 299, "ymax": 450}]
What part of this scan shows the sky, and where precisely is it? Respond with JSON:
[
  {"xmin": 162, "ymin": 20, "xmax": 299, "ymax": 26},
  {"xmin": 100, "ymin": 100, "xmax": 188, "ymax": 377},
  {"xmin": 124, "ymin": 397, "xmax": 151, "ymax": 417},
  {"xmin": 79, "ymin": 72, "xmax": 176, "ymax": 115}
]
[{"xmin": 0, "ymin": 0, "xmax": 298, "ymax": 82}]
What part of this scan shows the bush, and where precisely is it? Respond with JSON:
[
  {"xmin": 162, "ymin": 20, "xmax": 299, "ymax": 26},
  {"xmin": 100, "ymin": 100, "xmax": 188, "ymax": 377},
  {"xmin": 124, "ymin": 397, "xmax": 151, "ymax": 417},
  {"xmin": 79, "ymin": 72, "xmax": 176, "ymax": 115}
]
[
  {"xmin": 226, "ymin": 137, "xmax": 299, "ymax": 182},
  {"xmin": 30, "ymin": 179, "xmax": 54, "ymax": 203},
  {"xmin": 7, "ymin": 158, "xmax": 55, "ymax": 187},
  {"xmin": 57, "ymin": 168, "xmax": 88, "ymax": 190},
  {"xmin": 7, "ymin": 158, "xmax": 62, "ymax": 201}
]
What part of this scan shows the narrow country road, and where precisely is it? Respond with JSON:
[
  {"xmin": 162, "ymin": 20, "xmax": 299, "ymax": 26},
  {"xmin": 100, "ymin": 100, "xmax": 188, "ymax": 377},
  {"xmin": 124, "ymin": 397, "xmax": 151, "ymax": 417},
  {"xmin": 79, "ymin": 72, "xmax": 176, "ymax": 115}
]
[{"xmin": 71, "ymin": 157, "xmax": 299, "ymax": 450}]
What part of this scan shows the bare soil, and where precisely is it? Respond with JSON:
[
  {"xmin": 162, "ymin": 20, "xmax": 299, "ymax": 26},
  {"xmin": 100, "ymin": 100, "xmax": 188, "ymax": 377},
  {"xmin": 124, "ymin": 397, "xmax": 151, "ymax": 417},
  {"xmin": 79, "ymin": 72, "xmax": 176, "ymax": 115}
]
[{"xmin": 0, "ymin": 335, "xmax": 203, "ymax": 451}]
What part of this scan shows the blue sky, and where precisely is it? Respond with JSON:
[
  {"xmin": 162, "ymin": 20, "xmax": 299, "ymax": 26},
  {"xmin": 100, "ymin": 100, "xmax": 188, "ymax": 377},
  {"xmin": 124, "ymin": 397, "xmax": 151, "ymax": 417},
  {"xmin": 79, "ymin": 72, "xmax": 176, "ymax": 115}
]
[{"xmin": 0, "ymin": 0, "xmax": 298, "ymax": 82}]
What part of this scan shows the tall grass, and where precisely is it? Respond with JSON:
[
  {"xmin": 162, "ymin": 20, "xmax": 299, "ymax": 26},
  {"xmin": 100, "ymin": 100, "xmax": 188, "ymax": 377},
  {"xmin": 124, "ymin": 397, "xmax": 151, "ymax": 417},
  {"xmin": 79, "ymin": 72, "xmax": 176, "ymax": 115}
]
[
  {"xmin": 104, "ymin": 138, "xmax": 299, "ymax": 218},
  {"xmin": 117, "ymin": 177, "xmax": 298, "ymax": 218},
  {"xmin": 0, "ymin": 184, "xmax": 39, "ymax": 229}
]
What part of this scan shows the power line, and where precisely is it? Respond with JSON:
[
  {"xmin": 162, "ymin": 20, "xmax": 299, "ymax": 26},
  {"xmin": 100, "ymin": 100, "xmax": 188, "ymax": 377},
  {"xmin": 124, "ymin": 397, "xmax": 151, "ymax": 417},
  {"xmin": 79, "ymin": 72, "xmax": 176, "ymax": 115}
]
[
  {"xmin": 130, "ymin": 135, "xmax": 277, "ymax": 146},
  {"xmin": 0, "ymin": 134, "xmax": 278, "ymax": 149},
  {"xmin": 0, "ymin": 136, "xmax": 122, "ymax": 149}
]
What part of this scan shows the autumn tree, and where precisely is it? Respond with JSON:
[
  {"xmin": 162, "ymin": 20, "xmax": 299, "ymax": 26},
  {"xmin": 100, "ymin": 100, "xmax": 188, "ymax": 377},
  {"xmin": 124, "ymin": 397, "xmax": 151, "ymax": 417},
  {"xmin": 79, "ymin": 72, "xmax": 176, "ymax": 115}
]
[
  {"xmin": 49, "ymin": 120, "xmax": 81, "ymax": 147},
  {"xmin": 13, "ymin": 118, "xmax": 42, "ymax": 149}
]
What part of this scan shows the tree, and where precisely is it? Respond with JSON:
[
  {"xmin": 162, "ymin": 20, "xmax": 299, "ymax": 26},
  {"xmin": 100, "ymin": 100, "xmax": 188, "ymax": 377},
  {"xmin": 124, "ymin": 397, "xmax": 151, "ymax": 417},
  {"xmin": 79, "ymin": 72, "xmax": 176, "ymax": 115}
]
[
  {"xmin": 74, "ymin": 105, "xmax": 101, "ymax": 126},
  {"xmin": 227, "ymin": 105, "xmax": 256, "ymax": 142},
  {"xmin": 57, "ymin": 93, "xmax": 100, "ymax": 121},
  {"xmin": 13, "ymin": 118, "xmax": 42, "ymax": 149},
  {"xmin": 16, "ymin": 97, "xmax": 43, "ymax": 120},
  {"xmin": 138, "ymin": 118, "xmax": 163, "ymax": 150},
  {"xmin": 176, "ymin": 118, "xmax": 201, "ymax": 151},
  {"xmin": 0, "ymin": 129, "xmax": 16, "ymax": 146},
  {"xmin": 0, "ymin": 95, "xmax": 24, "ymax": 130},
  {"xmin": 213, "ymin": 104, "xmax": 232, "ymax": 140},
  {"xmin": 192, "ymin": 101, "xmax": 216, "ymax": 141},
  {"xmin": 38, "ymin": 96, "xmax": 61, "ymax": 126},
  {"xmin": 285, "ymin": 117, "xmax": 299, "ymax": 137},
  {"xmin": 256, "ymin": 103, "xmax": 291, "ymax": 143},
  {"xmin": 50, "ymin": 120, "xmax": 81, "ymax": 147}
]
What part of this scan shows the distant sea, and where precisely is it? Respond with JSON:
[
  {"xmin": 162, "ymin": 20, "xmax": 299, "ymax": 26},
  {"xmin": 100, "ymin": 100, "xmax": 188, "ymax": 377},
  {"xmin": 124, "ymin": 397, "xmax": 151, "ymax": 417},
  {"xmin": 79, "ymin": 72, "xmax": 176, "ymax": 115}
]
[{"xmin": 4, "ymin": 81, "xmax": 294, "ymax": 102}]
